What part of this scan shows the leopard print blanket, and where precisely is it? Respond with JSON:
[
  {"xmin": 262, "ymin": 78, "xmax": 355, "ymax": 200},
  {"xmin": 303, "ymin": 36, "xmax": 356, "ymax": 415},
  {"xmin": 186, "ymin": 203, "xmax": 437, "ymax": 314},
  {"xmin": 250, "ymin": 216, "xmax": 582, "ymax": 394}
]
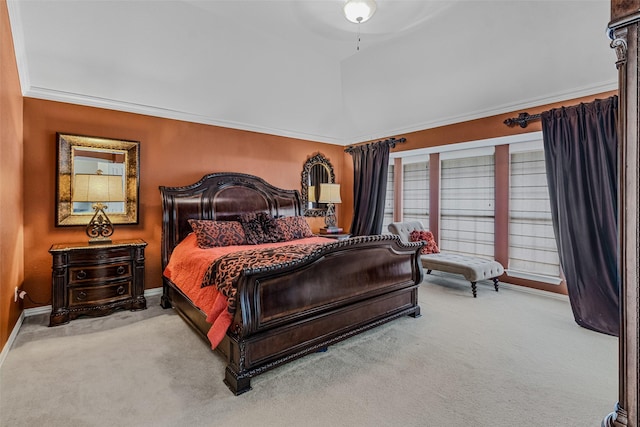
[{"xmin": 201, "ymin": 243, "xmax": 325, "ymax": 314}]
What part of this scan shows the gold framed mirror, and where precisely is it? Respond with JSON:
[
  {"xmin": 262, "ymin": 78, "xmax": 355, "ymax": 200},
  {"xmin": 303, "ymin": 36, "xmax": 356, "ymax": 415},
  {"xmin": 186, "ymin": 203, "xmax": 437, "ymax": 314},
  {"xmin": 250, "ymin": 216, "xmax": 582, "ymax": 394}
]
[
  {"xmin": 55, "ymin": 133, "xmax": 140, "ymax": 226},
  {"xmin": 301, "ymin": 153, "xmax": 335, "ymax": 217}
]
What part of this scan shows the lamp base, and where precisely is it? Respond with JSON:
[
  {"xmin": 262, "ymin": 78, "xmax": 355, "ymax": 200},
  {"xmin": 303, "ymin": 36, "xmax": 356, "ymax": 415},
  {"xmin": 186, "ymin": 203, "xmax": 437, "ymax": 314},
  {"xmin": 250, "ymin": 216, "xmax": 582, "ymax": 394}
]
[
  {"xmin": 88, "ymin": 236, "xmax": 113, "ymax": 245},
  {"xmin": 86, "ymin": 203, "xmax": 115, "ymax": 244}
]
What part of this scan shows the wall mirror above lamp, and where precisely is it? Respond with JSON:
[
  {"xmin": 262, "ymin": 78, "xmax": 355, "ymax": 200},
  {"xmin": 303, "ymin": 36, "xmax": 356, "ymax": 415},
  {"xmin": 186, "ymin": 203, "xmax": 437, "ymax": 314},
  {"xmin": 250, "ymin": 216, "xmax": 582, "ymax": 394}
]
[
  {"xmin": 301, "ymin": 153, "xmax": 335, "ymax": 217},
  {"xmin": 55, "ymin": 133, "xmax": 140, "ymax": 234}
]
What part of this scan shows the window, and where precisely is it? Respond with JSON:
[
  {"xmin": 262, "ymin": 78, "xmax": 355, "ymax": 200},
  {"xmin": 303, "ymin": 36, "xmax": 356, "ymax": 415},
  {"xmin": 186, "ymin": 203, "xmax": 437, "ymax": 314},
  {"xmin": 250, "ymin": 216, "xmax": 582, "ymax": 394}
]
[
  {"xmin": 440, "ymin": 149, "xmax": 495, "ymax": 259},
  {"xmin": 381, "ymin": 165, "xmax": 394, "ymax": 234},
  {"xmin": 509, "ymin": 147, "xmax": 561, "ymax": 282},
  {"xmin": 402, "ymin": 160, "xmax": 429, "ymax": 227}
]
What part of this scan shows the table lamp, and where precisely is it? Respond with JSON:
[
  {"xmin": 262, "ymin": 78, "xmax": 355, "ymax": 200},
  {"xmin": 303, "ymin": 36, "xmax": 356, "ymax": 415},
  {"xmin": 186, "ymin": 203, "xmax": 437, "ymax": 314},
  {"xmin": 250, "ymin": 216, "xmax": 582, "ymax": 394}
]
[
  {"xmin": 319, "ymin": 183, "xmax": 342, "ymax": 233},
  {"xmin": 72, "ymin": 170, "xmax": 125, "ymax": 244}
]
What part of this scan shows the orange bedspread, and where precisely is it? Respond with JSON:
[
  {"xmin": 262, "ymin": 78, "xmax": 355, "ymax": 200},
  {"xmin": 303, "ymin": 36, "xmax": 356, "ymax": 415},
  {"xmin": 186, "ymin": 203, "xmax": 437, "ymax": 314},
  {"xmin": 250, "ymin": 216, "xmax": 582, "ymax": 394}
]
[{"xmin": 163, "ymin": 233, "xmax": 334, "ymax": 349}]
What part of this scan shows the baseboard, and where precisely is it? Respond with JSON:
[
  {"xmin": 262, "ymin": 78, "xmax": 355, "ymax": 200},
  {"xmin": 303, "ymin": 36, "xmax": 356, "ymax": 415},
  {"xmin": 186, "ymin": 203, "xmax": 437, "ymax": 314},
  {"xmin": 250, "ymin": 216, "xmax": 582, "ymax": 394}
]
[
  {"xmin": 0, "ymin": 287, "xmax": 164, "ymax": 370},
  {"xmin": 0, "ymin": 311, "xmax": 25, "ymax": 369},
  {"xmin": 22, "ymin": 287, "xmax": 163, "ymax": 318},
  {"xmin": 425, "ymin": 271, "xmax": 569, "ymax": 302},
  {"xmin": 498, "ymin": 282, "xmax": 569, "ymax": 302}
]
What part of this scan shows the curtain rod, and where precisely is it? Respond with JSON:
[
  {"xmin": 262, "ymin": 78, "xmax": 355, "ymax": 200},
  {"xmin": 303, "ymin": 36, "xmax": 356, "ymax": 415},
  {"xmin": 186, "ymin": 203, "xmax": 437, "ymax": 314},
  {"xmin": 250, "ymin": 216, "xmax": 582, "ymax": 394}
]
[
  {"xmin": 503, "ymin": 112, "xmax": 542, "ymax": 128},
  {"xmin": 344, "ymin": 137, "xmax": 406, "ymax": 153},
  {"xmin": 505, "ymin": 96, "xmax": 618, "ymax": 128}
]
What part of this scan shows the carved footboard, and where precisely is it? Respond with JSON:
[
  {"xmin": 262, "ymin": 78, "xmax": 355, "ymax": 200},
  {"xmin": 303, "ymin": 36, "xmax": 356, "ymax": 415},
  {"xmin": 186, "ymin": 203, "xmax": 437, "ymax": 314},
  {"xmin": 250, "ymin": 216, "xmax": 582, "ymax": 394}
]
[{"xmin": 221, "ymin": 235, "xmax": 423, "ymax": 394}]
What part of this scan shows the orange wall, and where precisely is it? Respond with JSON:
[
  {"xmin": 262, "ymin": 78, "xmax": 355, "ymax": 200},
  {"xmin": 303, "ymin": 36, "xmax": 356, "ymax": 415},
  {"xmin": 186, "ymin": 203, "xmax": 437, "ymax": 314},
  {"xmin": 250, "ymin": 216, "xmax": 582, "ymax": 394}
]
[
  {"xmin": 0, "ymin": 0, "xmax": 24, "ymax": 352},
  {"xmin": 22, "ymin": 99, "xmax": 350, "ymax": 307},
  {"xmin": 392, "ymin": 91, "xmax": 618, "ymax": 151}
]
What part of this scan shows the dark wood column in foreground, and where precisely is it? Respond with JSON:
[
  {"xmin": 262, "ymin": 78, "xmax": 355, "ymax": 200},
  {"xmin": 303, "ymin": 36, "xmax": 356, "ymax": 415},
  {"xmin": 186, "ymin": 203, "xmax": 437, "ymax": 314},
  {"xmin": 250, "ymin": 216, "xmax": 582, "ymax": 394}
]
[{"xmin": 604, "ymin": 2, "xmax": 640, "ymax": 426}]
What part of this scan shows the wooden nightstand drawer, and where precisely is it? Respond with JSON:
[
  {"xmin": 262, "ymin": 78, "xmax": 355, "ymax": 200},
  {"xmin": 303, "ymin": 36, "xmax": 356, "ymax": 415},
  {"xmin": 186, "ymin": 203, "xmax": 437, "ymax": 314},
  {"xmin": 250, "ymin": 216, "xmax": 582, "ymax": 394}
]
[
  {"xmin": 69, "ymin": 262, "xmax": 131, "ymax": 284},
  {"xmin": 67, "ymin": 247, "xmax": 132, "ymax": 264},
  {"xmin": 49, "ymin": 239, "xmax": 147, "ymax": 326},
  {"xmin": 69, "ymin": 281, "xmax": 132, "ymax": 307}
]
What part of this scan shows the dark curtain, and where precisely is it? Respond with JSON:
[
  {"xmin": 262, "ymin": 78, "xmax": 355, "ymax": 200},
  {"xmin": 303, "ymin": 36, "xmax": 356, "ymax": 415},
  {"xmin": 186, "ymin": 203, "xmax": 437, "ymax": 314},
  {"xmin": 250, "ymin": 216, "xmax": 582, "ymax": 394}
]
[
  {"xmin": 541, "ymin": 96, "xmax": 619, "ymax": 336},
  {"xmin": 346, "ymin": 138, "xmax": 401, "ymax": 236}
]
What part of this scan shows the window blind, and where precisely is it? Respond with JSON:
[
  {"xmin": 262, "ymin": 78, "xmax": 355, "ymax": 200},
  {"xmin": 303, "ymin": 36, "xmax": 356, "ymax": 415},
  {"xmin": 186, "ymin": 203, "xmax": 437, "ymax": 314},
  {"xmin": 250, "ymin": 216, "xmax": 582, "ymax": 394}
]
[
  {"xmin": 382, "ymin": 165, "xmax": 394, "ymax": 234},
  {"xmin": 440, "ymin": 155, "xmax": 494, "ymax": 258},
  {"xmin": 402, "ymin": 161, "xmax": 429, "ymax": 227},
  {"xmin": 509, "ymin": 150, "xmax": 561, "ymax": 278}
]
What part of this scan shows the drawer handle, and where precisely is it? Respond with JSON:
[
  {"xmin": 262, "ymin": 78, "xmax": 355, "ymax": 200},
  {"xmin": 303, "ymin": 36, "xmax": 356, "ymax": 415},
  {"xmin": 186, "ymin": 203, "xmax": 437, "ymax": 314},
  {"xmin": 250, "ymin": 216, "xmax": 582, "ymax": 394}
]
[
  {"xmin": 96, "ymin": 254, "xmax": 108, "ymax": 260},
  {"xmin": 116, "ymin": 266, "xmax": 126, "ymax": 275},
  {"xmin": 116, "ymin": 286, "xmax": 126, "ymax": 295},
  {"xmin": 76, "ymin": 270, "xmax": 87, "ymax": 280},
  {"xmin": 77, "ymin": 291, "xmax": 87, "ymax": 301}
]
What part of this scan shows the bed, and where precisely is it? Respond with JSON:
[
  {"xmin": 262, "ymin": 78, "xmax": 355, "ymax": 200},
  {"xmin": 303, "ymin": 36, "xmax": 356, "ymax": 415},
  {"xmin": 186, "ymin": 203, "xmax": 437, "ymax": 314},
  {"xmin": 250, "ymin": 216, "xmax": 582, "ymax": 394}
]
[{"xmin": 159, "ymin": 172, "xmax": 423, "ymax": 395}]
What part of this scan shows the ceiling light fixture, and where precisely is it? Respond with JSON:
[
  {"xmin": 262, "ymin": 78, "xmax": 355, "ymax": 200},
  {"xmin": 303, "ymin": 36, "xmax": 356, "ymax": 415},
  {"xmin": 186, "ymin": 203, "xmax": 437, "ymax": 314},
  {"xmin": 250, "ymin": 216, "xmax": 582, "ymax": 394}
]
[
  {"xmin": 343, "ymin": 0, "xmax": 377, "ymax": 24},
  {"xmin": 343, "ymin": 0, "xmax": 377, "ymax": 51}
]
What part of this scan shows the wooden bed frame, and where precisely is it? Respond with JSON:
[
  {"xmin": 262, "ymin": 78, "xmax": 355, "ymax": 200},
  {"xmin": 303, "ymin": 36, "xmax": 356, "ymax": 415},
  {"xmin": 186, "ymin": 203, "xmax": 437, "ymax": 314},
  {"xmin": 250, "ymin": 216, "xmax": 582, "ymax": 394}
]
[{"xmin": 159, "ymin": 172, "xmax": 423, "ymax": 395}]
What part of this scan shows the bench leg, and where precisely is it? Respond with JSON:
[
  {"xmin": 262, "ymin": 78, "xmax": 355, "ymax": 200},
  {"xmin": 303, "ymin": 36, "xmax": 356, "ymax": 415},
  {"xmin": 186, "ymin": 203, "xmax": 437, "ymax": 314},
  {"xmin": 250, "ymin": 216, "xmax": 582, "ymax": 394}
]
[
  {"xmin": 426, "ymin": 269, "xmax": 432, "ymax": 275},
  {"xmin": 470, "ymin": 281, "xmax": 477, "ymax": 298},
  {"xmin": 493, "ymin": 278, "xmax": 499, "ymax": 292}
]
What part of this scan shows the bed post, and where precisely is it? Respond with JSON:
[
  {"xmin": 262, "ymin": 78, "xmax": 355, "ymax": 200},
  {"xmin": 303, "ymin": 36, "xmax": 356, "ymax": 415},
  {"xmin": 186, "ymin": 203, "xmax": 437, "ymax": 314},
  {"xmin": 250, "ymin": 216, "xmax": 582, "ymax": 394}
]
[
  {"xmin": 224, "ymin": 367, "xmax": 252, "ymax": 396},
  {"xmin": 160, "ymin": 279, "xmax": 172, "ymax": 309},
  {"xmin": 603, "ymin": 2, "xmax": 640, "ymax": 426}
]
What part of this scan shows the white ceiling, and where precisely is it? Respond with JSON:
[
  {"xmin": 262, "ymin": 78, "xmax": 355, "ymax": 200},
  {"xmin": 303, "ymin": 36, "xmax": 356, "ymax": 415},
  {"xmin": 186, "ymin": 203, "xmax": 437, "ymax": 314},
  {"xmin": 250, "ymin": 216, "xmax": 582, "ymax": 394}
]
[{"xmin": 7, "ymin": 0, "xmax": 617, "ymax": 145}]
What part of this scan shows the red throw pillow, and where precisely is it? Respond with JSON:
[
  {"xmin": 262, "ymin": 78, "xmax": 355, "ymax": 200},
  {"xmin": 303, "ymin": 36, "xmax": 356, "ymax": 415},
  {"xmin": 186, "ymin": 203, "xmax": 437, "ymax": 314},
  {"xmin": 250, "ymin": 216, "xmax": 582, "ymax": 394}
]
[
  {"xmin": 276, "ymin": 216, "xmax": 314, "ymax": 241},
  {"xmin": 409, "ymin": 230, "xmax": 440, "ymax": 254},
  {"xmin": 188, "ymin": 220, "xmax": 247, "ymax": 248}
]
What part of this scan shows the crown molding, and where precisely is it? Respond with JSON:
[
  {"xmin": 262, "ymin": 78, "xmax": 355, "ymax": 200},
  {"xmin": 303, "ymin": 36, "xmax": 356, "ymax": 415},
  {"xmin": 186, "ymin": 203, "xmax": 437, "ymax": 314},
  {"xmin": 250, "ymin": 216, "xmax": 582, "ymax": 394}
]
[
  {"xmin": 346, "ymin": 80, "xmax": 619, "ymax": 144},
  {"xmin": 24, "ymin": 86, "xmax": 347, "ymax": 145},
  {"xmin": 26, "ymin": 81, "xmax": 616, "ymax": 150}
]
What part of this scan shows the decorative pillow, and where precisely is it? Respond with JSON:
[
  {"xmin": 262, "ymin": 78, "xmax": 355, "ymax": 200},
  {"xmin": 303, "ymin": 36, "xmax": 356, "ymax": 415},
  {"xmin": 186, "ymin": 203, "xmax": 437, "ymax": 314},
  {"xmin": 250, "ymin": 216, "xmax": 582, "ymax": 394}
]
[
  {"xmin": 276, "ymin": 216, "xmax": 314, "ymax": 241},
  {"xmin": 188, "ymin": 219, "xmax": 247, "ymax": 248},
  {"xmin": 409, "ymin": 230, "xmax": 440, "ymax": 254},
  {"xmin": 239, "ymin": 212, "xmax": 284, "ymax": 245}
]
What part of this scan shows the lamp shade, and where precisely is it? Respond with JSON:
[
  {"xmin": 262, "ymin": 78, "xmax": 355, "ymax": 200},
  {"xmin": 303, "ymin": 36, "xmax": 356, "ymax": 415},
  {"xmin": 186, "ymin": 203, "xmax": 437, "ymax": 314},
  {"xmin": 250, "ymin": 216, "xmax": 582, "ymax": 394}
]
[
  {"xmin": 72, "ymin": 173, "xmax": 124, "ymax": 203},
  {"xmin": 343, "ymin": 0, "xmax": 377, "ymax": 24},
  {"xmin": 318, "ymin": 183, "xmax": 342, "ymax": 204}
]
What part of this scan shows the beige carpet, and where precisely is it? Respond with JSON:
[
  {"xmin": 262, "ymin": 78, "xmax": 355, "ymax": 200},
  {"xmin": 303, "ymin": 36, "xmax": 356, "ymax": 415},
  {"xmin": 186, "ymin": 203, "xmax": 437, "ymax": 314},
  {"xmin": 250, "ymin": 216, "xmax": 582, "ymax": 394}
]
[{"xmin": 0, "ymin": 276, "xmax": 618, "ymax": 427}]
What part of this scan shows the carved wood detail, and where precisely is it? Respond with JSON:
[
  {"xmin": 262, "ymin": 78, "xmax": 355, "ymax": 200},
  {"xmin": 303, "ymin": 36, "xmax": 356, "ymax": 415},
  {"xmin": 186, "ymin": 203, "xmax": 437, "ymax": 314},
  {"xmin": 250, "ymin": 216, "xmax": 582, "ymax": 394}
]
[{"xmin": 604, "ymin": 7, "xmax": 640, "ymax": 426}]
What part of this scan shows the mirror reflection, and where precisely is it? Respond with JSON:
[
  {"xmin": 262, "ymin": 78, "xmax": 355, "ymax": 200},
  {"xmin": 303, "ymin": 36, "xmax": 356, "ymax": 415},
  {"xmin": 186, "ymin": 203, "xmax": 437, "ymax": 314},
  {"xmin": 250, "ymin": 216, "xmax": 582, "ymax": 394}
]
[
  {"xmin": 307, "ymin": 164, "xmax": 329, "ymax": 209},
  {"xmin": 301, "ymin": 153, "xmax": 335, "ymax": 217},
  {"xmin": 72, "ymin": 148, "xmax": 126, "ymax": 214}
]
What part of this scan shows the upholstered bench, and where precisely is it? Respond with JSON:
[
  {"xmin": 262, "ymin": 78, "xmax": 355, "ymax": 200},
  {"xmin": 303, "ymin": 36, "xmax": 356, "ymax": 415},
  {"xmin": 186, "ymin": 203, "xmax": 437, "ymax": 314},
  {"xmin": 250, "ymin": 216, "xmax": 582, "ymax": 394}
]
[{"xmin": 388, "ymin": 221, "xmax": 504, "ymax": 297}]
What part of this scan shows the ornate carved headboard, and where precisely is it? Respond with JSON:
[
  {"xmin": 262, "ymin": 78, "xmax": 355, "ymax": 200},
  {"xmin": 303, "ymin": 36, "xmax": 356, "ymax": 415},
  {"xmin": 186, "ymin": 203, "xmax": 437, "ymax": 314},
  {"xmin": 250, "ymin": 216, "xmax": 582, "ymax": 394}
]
[{"xmin": 159, "ymin": 172, "xmax": 303, "ymax": 270}]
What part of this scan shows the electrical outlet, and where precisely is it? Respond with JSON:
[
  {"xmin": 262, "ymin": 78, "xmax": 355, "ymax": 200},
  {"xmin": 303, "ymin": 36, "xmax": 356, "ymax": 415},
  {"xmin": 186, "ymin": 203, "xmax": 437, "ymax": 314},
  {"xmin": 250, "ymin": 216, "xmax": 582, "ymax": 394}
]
[{"xmin": 14, "ymin": 287, "xmax": 26, "ymax": 302}]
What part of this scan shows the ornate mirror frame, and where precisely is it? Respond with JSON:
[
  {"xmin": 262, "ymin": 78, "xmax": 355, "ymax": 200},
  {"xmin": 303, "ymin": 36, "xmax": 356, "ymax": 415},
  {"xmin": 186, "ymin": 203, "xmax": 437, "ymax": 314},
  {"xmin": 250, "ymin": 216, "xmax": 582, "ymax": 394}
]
[
  {"xmin": 55, "ymin": 133, "xmax": 140, "ymax": 226},
  {"xmin": 301, "ymin": 153, "xmax": 335, "ymax": 217}
]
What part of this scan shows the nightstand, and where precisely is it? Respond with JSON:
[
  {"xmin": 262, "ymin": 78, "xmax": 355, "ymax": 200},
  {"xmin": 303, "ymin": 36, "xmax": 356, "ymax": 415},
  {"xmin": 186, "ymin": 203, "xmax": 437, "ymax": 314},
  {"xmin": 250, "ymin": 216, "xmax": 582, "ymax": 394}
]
[{"xmin": 49, "ymin": 239, "xmax": 147, "ymax": 326}]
